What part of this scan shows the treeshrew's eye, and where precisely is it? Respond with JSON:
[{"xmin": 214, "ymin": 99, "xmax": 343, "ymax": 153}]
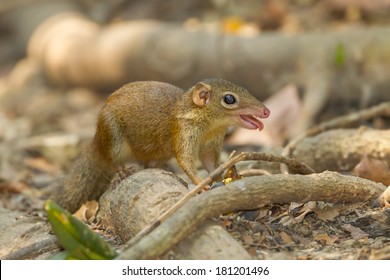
[{"xmin": 224, "ymin": 94, "xmax": 236, "ymax": 105}]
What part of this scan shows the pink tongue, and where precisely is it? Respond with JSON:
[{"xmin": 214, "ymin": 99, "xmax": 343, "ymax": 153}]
[{"xmin": 241, "ymin": 115, "xmax": 264, "ymax": 130}]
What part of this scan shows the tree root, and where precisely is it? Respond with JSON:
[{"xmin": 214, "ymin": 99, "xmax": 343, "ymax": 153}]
[
  {"xmin": 116, "ymin": 171, "xmax": 385, "ymax": 259},
  {"xmin": 290, "ymin": 128, "xmax": 390, "ymax": 173},
  {"xmin": 281, "ymin": 101, "xmax": 390, "ymax": 173},
  {"xmin": 2, "ymin": 236, "xmax": 58, "ymax": 260},
  {"xmin": 118, "ymin": 152, "xmax": 314, "ymax": 252}
]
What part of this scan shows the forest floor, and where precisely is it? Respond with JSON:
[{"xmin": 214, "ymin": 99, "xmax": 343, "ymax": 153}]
[
  {"xmin": 0, "ymin": 0, "xmax": 389, "ymax": 260},
  {"xmin": 0, "ymin": 86, "xmax": 389, "ymax": 260}
]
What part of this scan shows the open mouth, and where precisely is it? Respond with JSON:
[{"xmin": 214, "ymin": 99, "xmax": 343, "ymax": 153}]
[{"xmin": 239, "ymin": 114, "xmax": 264, "ymax": 130}]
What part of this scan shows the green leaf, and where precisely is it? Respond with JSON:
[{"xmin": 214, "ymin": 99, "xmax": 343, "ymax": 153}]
[
  {"xmin": 334, "ymin": 42, "xmax": 346, "ymax": 67},
  {"xmin": 50, "ymin": 251, "xmax": 74, "ymax": 260},
  {"xmin": 45, "ymin": 200, "xmax": 118, "ymax": 260}
]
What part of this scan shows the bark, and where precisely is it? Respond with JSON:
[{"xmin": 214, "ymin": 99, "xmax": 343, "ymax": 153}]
[
  {"xmin": 98, "ymin": 169, "xmax": 251, "ymax": 260},
  {"xmin": 0, "ymin": 207, "xmax": 55, "ymax": 259},
  {"xmin": 292, "ymin": 128, "xmax": 390, "ymax": 172},
  {"xmin": 117, "ymin": 170, "xmax": 385, "ymax": 259}
]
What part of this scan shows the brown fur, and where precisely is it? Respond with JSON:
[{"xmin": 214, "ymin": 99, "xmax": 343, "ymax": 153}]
[{"xmin": 54, "ymin": 79, "xmax": 268, "ymax": 212}]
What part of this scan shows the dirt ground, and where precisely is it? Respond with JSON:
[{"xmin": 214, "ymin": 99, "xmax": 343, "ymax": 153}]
[
  {"xmin": 0, "ymin": 87, "xmax": 389, "ymax": 259},
  {"xmin": 0, "ymin": 0, "xmax": 389, "ymax": 260}
]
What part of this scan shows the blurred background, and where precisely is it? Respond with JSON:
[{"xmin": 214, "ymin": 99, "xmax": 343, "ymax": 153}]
[
  {"xmin": 0, "ymin": 0, "xmax": 390, "ymax": 261},
  {"xmin": 0, "ymin": 0, "xmax": 390, "ymax": 206}
]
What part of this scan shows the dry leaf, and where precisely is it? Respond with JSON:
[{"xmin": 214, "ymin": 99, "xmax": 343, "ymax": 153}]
[
  {"xmin": 287, "ymin": 202, "xmax": 313, "ymax": 222},
  {"xmin": 222, "ymin": 16, "xmax": 245, "ymax": 34},
  {"xmin": 296, "ymin": 236, "xmax": 312, "ymax": 246},
  {"xmin": 278, "ymin": 202, "xmax": 315, "ymax": 225},
  {"xmin": 279, "ymin": 212, "xmax": 309, "ymax": 225},
  {"xmin": 221, "ymin": 218, "xmax": 232, "ymax": 228},
  {"xmin": 24, "ymin": 157, "xmax": 59, "ymax": 175},
  {"xmin": 369, "ymin": 244, "xmax": 390, "ymax": 260},
  {"xmin": 313, "ymin": 206, "xmax": 340, "ymax": 221},
  {"xmin": 376, "ymin": 186, "xmax": 390, "ymax": 208},
  {"xmin": 353, "ymin": 155, "xmax": 390, "ymax": 186},
  {"xmin": 302, "ymin": 201, "xmax": 340, "ymax": 221},
  {"xmin": 313, "ymin": 233, "xmax": 338, "ymax": 245},
  {"xmin": 294, "ymin": 209, "xmax": 312, "ymax": 223},
  {"xmin": 279, "ymin": 215, "xmax": 294, "ymax": 226},
  {"xmin": 289, "ymin": 202, "xmax": 303, "ymax": 211},
  {"xmin": 73, "ymin": 200, "xmax": 99, "ymax": 222},
  {"xmin": 341, "ymin": 224, "xmax": 369, "ymax": 240},
  {"xmin": 247, "ymin": 247, "xmax": 258, "ymax": 257},
  {"xmin": 241, "ymin": 232, "xmax": 254, "ymax": 245},
  {"xmin": 223, "ymin": 165, "xmax": 242, "ymax": 182},
  {"xmin": 256, "ymin": 208, "xmax": 270, "ymax": 220},
  {"xmin": 305, "ymin": 201, "xmax": 317, "ymax": 210},
  {"xmin": 279, "ymin": 231, "xmax": 294, "ymax": 244},
  {"xmin": 0, "ymin": 181, "xmax": 28, "ymax": 193}
]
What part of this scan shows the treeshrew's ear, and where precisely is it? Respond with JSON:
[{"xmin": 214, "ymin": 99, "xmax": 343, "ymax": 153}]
[{"xmin": 192, "ymin": 82, "xmax": 211, "ymax": 107}]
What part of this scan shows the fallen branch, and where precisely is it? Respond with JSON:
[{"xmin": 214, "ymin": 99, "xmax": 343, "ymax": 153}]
[
  {"xmin": 239, "ymin": 168, "xmax": 272, "ymax": 177},
  {"xmin": 281, "ymin": 102, "xmax": 390, "ymax": 173},
  {"xmin": 99, "ymin": 169, "xmax": 251, "ymax": 259},
  {"xmin": 288, "ymin": 128, "xmax": 390, "ymax": 173},
  {"xmin": 2, "ymin": 236, "xmax": 58, "ymax": 260},
  {"xmin": 116, "ymin": 171, "xmax": 385, "ymax": 259},
  {"xmin": 119, "ymin": 152, "xmax": 314, "ymax": 252}
]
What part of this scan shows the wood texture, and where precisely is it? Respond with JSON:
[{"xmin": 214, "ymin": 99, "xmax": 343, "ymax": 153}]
[
  {"xmin": 117, "ymin": 170, "xmax": 385, "ymax": 259},
  {"xmin": 292, "ymin": 128, "xmax": 390, "ymax": 172},
  {"xmin": 98, "ymin": 169, "xmax": 251, "ymax": 259}
]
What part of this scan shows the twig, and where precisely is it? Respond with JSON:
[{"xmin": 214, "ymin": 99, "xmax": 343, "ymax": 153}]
[
  {"xmin": 120, "ymin": 152, "xmax": 314, "ymax": 252},
  {"xmin": 239, "ymin": 169, "xmax": 272, "ymax": 177},
  {"xmin": 117, "ymin": 171, "xmax": 385, "ymax": 259},
  {"xmin": 281, "ymin": 101, "xmax": 390, "ymax": 174},
  {"xmin": 2, "ymin": 236, "xmax": 58, "ymax": 260},
  {"xmin": 374, "ymin": 185, "xmax": 390, "ymax": 208},
  {"xmin": 227, "ymin": 150, "xmax": 237, "ymax": 160}
]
